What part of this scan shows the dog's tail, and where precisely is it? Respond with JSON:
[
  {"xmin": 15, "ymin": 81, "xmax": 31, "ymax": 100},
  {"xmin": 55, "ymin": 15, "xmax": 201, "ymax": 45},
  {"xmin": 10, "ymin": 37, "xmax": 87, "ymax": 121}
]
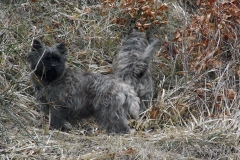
[
  {"xmin": 142, "ymin": 39, "xmax": 159, "ymax": 61},
  {"xmin": 133, "ymin": 39, "xmax": 159, "ymax": 77}
]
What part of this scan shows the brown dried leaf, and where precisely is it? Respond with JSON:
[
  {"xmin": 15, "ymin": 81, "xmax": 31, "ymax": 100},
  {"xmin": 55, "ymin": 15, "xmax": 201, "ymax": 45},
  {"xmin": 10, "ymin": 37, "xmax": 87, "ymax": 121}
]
[
  {"xmin": 196, "ymin": 88, "xmax": 204, "ymax": 95},
  {"xmin": 45, "ymin": 26, "xmax": 52, "ymax": 31},
  {"xmin": 237, "ymin": 70, "xmax": 240, "ymax": 77},
  {"xmin": 135, "ymin": 22, "xmax": 142, "ymax": 27},
  {"xmin": 217, "ymin": 94, "xmax": 224, "ymax": 101},
  {"xmin": 83, "ymin": 7, "xmax": 92, "ymax": 13},
  {"xmin": 68, "ymin": 26, "xmax": 73, "ymax": 31},
  {"xmin": 153, "ymin": 20, "xmax": 160, "ymax": 24},
  {"xmin": 194, "ymin": 43, "xmax": 202, "ymax": 47},
  {"xmin": 196, "ymin": 0, "xmax": 201, "ymax": 5},
  {"xmin": 142, "ymin": 5, "xmax": 150, "ymax": 11},
  {"xmin": 129, "ymin": 10, "xmax": 136, "ymax": 18},
  {"xmin": 228, "ymin": 89, "xmax": 235, "ymax": 99},
  {"xmin": 209, "ymin": 59, "xmax": 222, "ymax": 68},
  {"xmin": 178, "ymin": 71, "xmax": 184, "ymax": 75},
  {"xmin": 209, "ymin": 0, "xmax": 217, "ymax": 5},
  {"xmin": 158, "ymin": 63, "xmax": 165, "ymax": 67},
  {"xmin": 138, "ymin": 0, "xmax": 146, "ymax": 3},
  {"xmin": 149, "ymin": 107, "xmax": 160, "ymax": 119},
  {"xmin": 157, "ymin": 3, "xmax": 168, "ymax": 11},
  {"xmin": 143, "ymin": 23, "xmax": 151, "ymax": 28},
  {"xmin": 140, "ymin": 17, "xmax": 146, "ymax": 22},
  {"xmin": 206, "ymin": 83, "xmax": 212, "ymax": 88},
  {"xmin": 175, "ymin": 32, "xmax": 181, "ymax": 39}
]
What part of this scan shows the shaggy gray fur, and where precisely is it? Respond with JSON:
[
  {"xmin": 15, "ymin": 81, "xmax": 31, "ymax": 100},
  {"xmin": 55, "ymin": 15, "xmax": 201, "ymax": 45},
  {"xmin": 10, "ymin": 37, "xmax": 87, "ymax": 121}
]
[
  {"xmin": 112, "ymin": 30, "xmax": 159, "ymax": 113},
  {"xmin": 27, "ymin": 39, "xmax": 140, "ymax": 133}
]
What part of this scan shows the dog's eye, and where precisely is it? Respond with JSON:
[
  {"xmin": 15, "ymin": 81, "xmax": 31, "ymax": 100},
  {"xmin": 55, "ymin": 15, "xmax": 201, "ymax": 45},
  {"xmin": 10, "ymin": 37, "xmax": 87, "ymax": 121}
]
[
  {"xmin": 54, "ymin": 57, "xmax": 60, "ymax": 62},
  {"xmin": 45, "ymin": 57, "xmax": 50, "ymax": 60}
]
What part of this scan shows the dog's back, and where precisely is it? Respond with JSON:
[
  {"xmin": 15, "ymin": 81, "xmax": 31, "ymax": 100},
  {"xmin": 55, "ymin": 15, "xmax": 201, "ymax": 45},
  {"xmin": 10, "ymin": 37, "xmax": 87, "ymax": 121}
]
[{"xmin": 36, "ymin": 68, "xmax": 140, "ymax": 132}]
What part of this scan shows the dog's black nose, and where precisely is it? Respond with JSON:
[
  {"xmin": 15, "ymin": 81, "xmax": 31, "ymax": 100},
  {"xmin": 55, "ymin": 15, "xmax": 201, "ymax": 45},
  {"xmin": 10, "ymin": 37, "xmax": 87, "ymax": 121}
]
[{"xmin": 51, "ymin": 63, "xmax": 56, "ymax": 67}]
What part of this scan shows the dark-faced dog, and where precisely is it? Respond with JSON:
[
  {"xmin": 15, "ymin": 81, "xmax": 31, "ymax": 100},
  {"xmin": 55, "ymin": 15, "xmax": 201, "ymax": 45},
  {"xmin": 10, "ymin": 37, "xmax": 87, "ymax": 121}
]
[{"xmin": 27, "ymin": 39, "xmax": 140, "ymax": 133}]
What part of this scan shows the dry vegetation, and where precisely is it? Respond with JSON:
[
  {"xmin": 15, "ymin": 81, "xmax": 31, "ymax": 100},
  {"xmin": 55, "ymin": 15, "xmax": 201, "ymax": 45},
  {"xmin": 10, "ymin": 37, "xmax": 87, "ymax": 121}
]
[{"xmin": 1, "ymin": 0, "xmax": 240, "ymax": 159}]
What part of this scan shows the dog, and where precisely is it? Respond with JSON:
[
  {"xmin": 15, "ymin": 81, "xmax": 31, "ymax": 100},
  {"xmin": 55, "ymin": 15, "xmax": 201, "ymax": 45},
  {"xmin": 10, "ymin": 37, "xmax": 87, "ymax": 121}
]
[
  {"xmin": 112, "ymin": 30, "xmax": 159, "ymax": 113},
  {"xmin": 27, "ymin": 39, "xmax": 140, "ymax": 133}
]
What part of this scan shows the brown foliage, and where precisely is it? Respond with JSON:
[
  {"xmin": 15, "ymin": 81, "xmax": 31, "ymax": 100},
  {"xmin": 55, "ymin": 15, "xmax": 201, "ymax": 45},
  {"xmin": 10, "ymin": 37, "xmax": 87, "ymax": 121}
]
[
  {"xmin": 103, "ymin": 0, "xmax": 169, "ymax": 30},
  {"xmin": 173, "ymin": 0, "xmax": 240, "ymax": 73}
]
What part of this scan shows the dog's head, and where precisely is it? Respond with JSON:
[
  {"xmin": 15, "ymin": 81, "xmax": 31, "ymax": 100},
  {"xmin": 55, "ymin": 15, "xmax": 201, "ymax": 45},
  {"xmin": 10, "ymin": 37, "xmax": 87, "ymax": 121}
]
[
  {"xmin": 122, "ymin": 29, "xmax": 149, "ymax": 50},
  {"xmin": 27, "ymin": 39, "xmax": 67, "ymax": 83}
]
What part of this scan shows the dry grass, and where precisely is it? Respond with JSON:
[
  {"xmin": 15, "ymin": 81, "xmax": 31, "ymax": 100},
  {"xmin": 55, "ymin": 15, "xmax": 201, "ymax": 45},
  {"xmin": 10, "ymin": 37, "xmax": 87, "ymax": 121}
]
[{"xmin": 1, "ymin": 0, "xmax": 240, "ymax": 159}]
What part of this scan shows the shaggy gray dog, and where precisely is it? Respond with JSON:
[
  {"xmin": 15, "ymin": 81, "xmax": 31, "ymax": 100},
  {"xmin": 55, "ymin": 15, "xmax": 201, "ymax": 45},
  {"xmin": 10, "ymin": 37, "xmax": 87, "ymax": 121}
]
[
  {"xmin": 27, "ymin": 39, "xmax": 140, "ymax": 133},
  {"xmin": 112, "ymin": 30, "xmax": 159, "ymax": 113}
]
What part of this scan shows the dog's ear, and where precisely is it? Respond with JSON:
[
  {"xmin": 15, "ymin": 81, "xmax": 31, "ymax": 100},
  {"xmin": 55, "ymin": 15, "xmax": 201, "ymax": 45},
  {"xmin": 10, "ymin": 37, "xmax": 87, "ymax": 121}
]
[
  {"xmin": 56, "ymin": 43, "xmax": 67, "ymax": 55},
  {"xmin": 127, "ymin": 27, "xmax": 138, "ymax": 36},
  {"xmin": 31, "ymin": 39, "xmax": 42, "ymax": 51},
  {"xmin": 127, "ymin": 28, "xmax": 134, "ymax": 35},
  {"xmin": 28, "ymin": 39, "xmax": 42, "ymax": 63}
]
